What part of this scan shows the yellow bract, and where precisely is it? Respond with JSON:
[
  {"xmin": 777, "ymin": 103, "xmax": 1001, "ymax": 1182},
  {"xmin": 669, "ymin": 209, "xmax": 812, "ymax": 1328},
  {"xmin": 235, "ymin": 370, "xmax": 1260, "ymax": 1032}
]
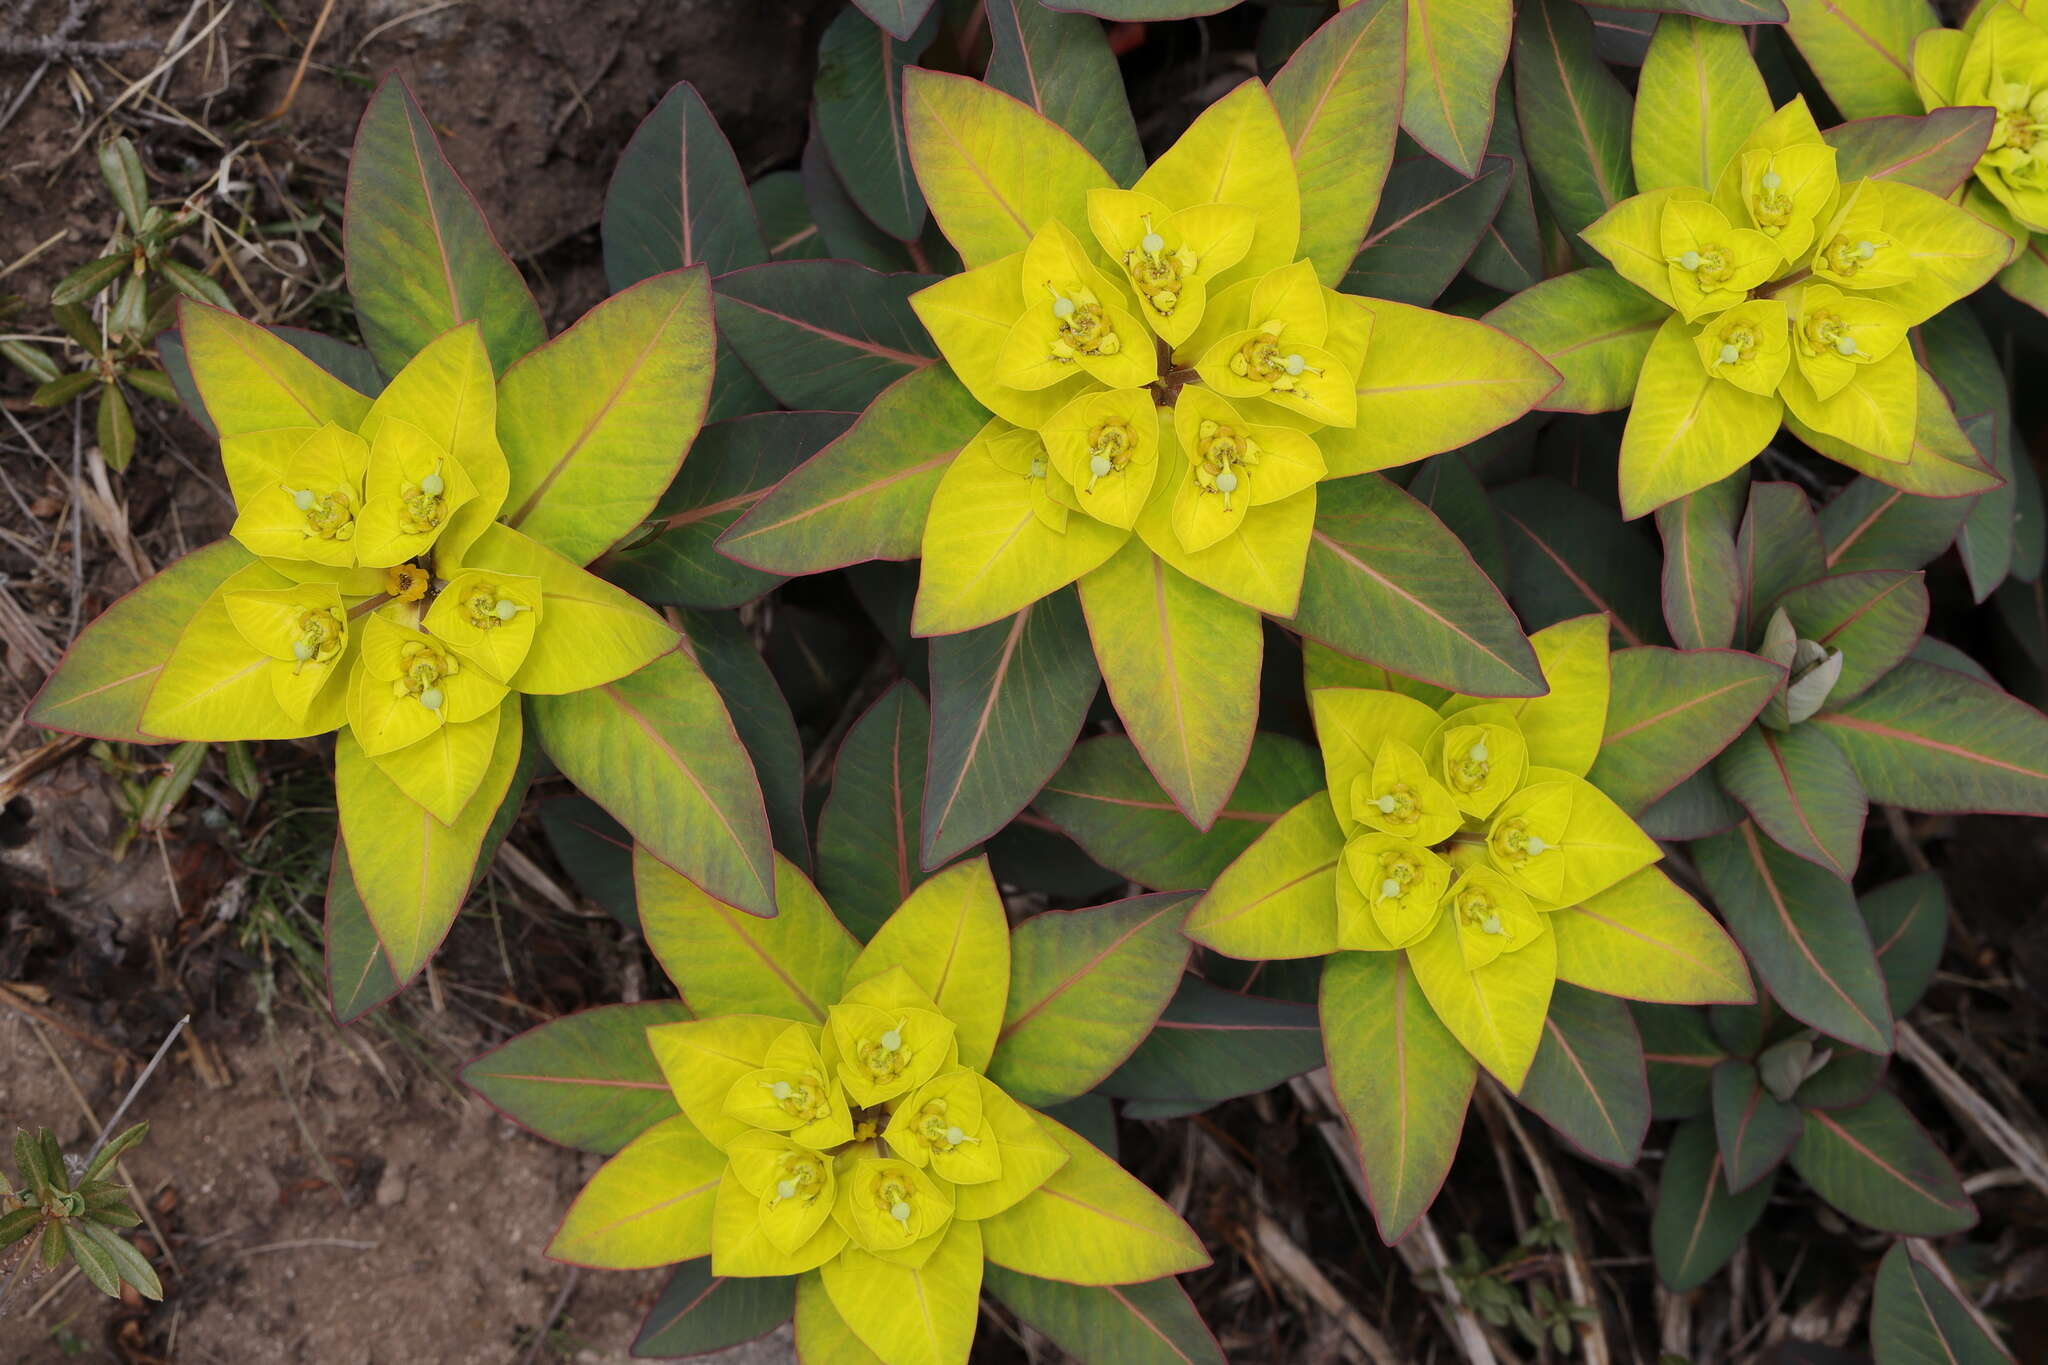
[
  {"xmin": 556, "ymin": 864, "xmax": 1206, "ymax": 1365},
  {"xmin": 1582, "ymin": 91, "xmax": 2011, "ymax": 516},
  {"xmin": 1918, "ymin": 2, "xmax": 2048, "ymax": 235},
  {"xmin": 906, "ymin": 73, "xmax": 1552, "ymax": 626},
  {"xmin": 1195, "ymin": 620, "xmax": 1673, "ymax": 1086},
  {"xmin": 141, "ymin": 312, "xmax": 676, "ymax": 830}
]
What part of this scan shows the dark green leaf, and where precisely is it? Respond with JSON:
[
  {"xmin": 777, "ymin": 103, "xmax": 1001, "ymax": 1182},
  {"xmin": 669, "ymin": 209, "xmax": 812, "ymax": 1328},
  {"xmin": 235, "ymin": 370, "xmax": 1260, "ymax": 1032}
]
[
  {"xmin": 52, "ymin": 254, "xmax": 130, "ymax": 307},
  {"xmin": 984, "ymin": 0, "xmax": 1144, "ymax": 185},
  {"xmin": 634, "ymin": 1259, "xmax": 796, "ymax": 1357},
  {"xmin": 157, "ymin": 258, "xmax": 233, "ymax": 311},
  {"xmin": 32, "ymin": 371, "xmax": 97, "ymax": 407},
  {"xmin": 924, "ymin": 589, "xmax": 1098, "ymax": 867},
  {"xmin": 1515, "ymin": 0, "xmax": 1637, "ymax": 247},
  {"xmin": 1407, "ymin": 452, "xmax": 1508, "ymax": 585},
  {"xmin": 1826, "ymin": 108, "xmax": 1995, "ymax": 196},
  {"xmin": 604, "ymin": 412, "xmax": 851, "ymax": 611},
  {"xmin": 462, "ymin": 1001, "xmax": 694, "ymax": 1155},
  {"xmin": 603, "ymin": 82, "xmax": 768, "ymax": 290},
  {"xmin": 681, "ymin": 610, "xmax": 811, "ymax": 872},
  {"xmin": 1652, "ymin": 1117, "xmax": 1774, "ymax": 1292},
  {"xmin": 1494, "ymin": 476, "xmax": 1668, "ymax": 647},
  {"xmin": 1098, "ymin": 976, "xmax": 1324, "ymax": 1112},
  {"xmin": 1777, "ymin": 571, "xmax": 1930, "ymax": 705},
  {"xmin": 1694, "ymin": 823, "xmax": 1893, "ymax": 1054},
  {"xmin": 1633, "ymin": 1001, "xmax": 1725, "ymax": 1118},
  {"xmin": 1791, "ymin": 1090, "xmax": 1976, "ymax": 1236},
  {"xmin": 1817, "ymin": 478, "xmax": 1969, "ymax": 576},
  {"xmin": 1342, "ymin": 149, "xmax": 1511, "ymax": 306},
  {"xmin": 65, "ymin": 1218, "xmax": 122, "ymax": 1296},
  {"xmin": 1577, "ymin": 0, "xmax": 1787, "ymax": 20},
  {"xmin": 1710, "ymin": 1059, "xmax": 1801, "ymax": 1191},
  {"xmin": 714, "ymin": 261, "xmax": 937, "ymax": 412},
  {"xmin": 537, "ymin": 795, "xmax": 637, "ymax": 929},
  {"xmin": 80, "ymin": 1123, "xmax": 148, "ymax": 1185},
  {"xmin": 1297, "ymin": 473, "xmax": 1543, "ymax": 697},
  {"xmin": 1588, "ymin": 645, "xmax": 1781, "ymax": 813},
  {"xmin": 816, "ymin": 681, "xmax": 931, "ymax": 942},
  {"xmin": 1860, "ymin": 872, "xmax": 1947, "ymax": 1017},
  {"xmin": 985, "ymin": 1266, "xmax": 1226, "ymax": 1365},
  {"xmin": 1638, "ymin": 765, "xmax": 1744, "ymax": 839},
  {"xmin": 750, "ymin": 170, "xmax": 825, "ymax": 261},
  {"xmin": 852, "ymin": 0, "xmax": 937, "ymax": 41},
  {"xmin": 1715, "ymin": 724, "xmax": 1868, "ymax": 881},
  {"xmin": 1794, "ymin": 1045, "xmax": 1886, "ymax": 1109},
  {"xmin": 345, "ymin": 76, "xmax": 543, "ymax": 376},
  {"xmin": 72, "ymin": 1218, "xmax": 160, "ymax": 1300},
  {"xmin": 1812, "ymin": 659, "xmax": 2048, "ymax": 816},
  {"xmin": 1654, "ymin": 473, "xmax": 1746, "ymax": 650},
  {"xmin": 1518, "ymin": 984, "xmax": 1650, "ymax": 1166},
  {"xmin": 96, "ymin": 137, "xmax": 149, "ymax": 231},
  {"xmin": 1035, "ymin": 733, "xmax": 1321, "ymax": 892},
  {"xmin": 1736, "ymin": 481, "xmax": 1826, "ymax": 646},
  {"xmin": 1468, "ymin": 82, "xmax": 1544, "ymax": 292},
  {"xmin": 96, "ymin": 383, "xmax": 135, "ymax": 472},
  {"xmin": 801, "ymin": 131, "xmax": 914, "ymax": 272},
  {"xmin": 814, "ymin": 6, "xmax": 938, "ymax": 242},
  {"xmin": 1871, "ymin": 1240, "xmax": 2017, "ymax": 1365}
]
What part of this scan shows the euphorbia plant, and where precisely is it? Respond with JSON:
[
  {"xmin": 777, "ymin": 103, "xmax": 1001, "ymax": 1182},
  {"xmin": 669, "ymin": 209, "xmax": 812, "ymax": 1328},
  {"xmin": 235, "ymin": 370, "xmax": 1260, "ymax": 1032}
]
[
  {"xmin": 716, "ymin": 13, "xmax": 1561, "ymax": 837},
  {"xmin": 1182, "ymin": 616, "xmax": 1761, "ymax": 1238},
  {"xmin": 1566, "ymin": 21, "xmax": 2006, "ymax": 518},
  {"xmin": 28, "ymin": 77, "xmax": 775, "ymax": 1010},
  {"xmin": 475, "ymin": 855, "xmax": 1210, "ymax": 1364}
]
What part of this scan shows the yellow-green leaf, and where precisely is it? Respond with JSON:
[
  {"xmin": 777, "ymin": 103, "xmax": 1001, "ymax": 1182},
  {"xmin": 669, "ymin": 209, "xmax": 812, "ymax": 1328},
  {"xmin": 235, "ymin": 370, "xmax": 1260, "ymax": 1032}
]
[
  {"xmin": 1632, "ymin": 16, "xmax": 1772, "ymax": 194},
  {"xmin": 1272, "ymin": 0, "xmax": 1406, "ymax": 284},
  {"xmin": 497, "ymin": 268, "xmax": 715, "ymax": 566},
  {"xmin": 335, "ymin": 701, "xmax": 524, "ymax": 983},
  {"xmin": 179, "ymin": 302, "xmax": 372, "ymax": 438},
  {"xmin": 719, "ymin": 365, "xmax": 985, "ymax": 575},
  {"xmin": 1620, "ymin": 315, "xmax": 1782, "ymax": 519},
  {"xmin": 359, "ymin": 322, "xmax": 505, "ymax": 568},
  {"xmin": 1788, "ymin": 363, "xmax": 2001, "ymax": 497},
  {"xmin": 346, "ymin": 76, "xmax": 544, "ymax": 376},
  {"xmin": 29, "ymin": 539, "xmax": 250, "ymax": 741},
  {"xmin": 529, "ymin": 649, "xmax": 776, "ymax": 918},
  {"xmin": 1137, "ymin": 80, "xmax": 1300, "ymax": 291},
  {"xmin": 141, "ymin": 569, "xmax": 346, "ymax": 742},
  {"xmin": 904, "ymin": 67, "xmax": 1113, "ymax": 269},
  {"xmin": 843, "ymin": 857, "xmax": 1012, "ymax": 1071},
  {"xmin": 1407, "ymin": 907, "xmax": 1557, "ymax": 1087},
  {"xmin": 461, "ymin": 523, "xmax": 678, "ymax": 694},
  {"xmin": 1400, "ymin": 0, "xmax": 1511, "ymax": 177},
  {"xmin": 646, "ymin": 1014, "xmax": 790, "ymax": 1151},
  {"xmin": 913, "ymin": 429, "xmax": 1129, "ymax": 635},
  {"xmin": 1551, "ymin": 865, "xmax": 1754, "ymax": 1003},
  {"xmin": 1183, "ymin": 794, "xmax": 1345, "ymax": 960},
  {"xmin": 1077, "ymin": 539, "xmax": 1264, "ymax": 829},
  {"xmin": 1444, "ymin": 614, "xmax": 1609, "ymax": 777},
  {"xmin": 795, "ymin": 1272, "xmax": 887, "ymax": 1365},
  {"xmin": 820, "ymin": 1220, "xmax": 982, "ymax": 1365},
  {"xmin": 1319, "ymin": 296, "xmax": 1560, "ymax": 477},
  {"xmin": 980, "ymin": 1108, "xmax": 1209, "ymax": 1284},
  {"xmin": 1321, "ymin": 950, "xmax": 1475, "ymax": 1242},
  {"xmin": 1783, "ymin": 0, "xmax": 1937, "ymax": 121},
  {"xmin": 1483, "ymin": 268, "xmax": 1665, "ymax": 414},
  {"xmin": 637, "ymin": 849, "xmax": 858, "ymax": 1024},
  {"xmin": 545, "ymin": 1115, "xmax": 723, "ymax": 1269}
]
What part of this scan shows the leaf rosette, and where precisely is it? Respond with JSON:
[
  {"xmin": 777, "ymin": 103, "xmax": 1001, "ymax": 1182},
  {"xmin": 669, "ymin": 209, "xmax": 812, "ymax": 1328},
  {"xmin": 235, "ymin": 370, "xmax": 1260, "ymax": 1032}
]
[{"xmin": 1580, "ymin": 94, "xmax": 2011, "ymax": 517}]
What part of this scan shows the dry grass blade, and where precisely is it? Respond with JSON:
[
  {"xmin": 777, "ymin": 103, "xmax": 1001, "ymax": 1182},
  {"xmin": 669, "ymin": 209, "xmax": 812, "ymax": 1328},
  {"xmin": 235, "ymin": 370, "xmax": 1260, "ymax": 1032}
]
[
  {"xmin": 1290, "ymin": 1070, "xmax": 1507, "ymax": 1365},
  {"xmin": 1896, "ymin": 1020, "xmax": 2048, "ymax": 1199},
  {"xmin": 1252, "ymin": 1209, "xmax": 1402, "ymax": 1365},
  {"xmin": 1476, "ymin": 1084, "xmax": 1613, "ymax": 1365}
]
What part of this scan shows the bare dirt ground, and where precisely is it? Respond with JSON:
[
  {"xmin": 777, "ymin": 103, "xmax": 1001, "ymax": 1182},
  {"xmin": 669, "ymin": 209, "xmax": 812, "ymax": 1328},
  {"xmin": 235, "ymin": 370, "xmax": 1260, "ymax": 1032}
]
[{"xmin": 0, "ymin": 1, "xmax": 830, "ymax": 1360}]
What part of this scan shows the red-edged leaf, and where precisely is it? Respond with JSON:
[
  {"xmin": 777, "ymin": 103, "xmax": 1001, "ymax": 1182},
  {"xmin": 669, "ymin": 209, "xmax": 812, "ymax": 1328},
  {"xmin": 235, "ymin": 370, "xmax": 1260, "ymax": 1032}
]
[{"xmin": 462, "ymin": 1002, "xmax": 694, "ymax": 1154}]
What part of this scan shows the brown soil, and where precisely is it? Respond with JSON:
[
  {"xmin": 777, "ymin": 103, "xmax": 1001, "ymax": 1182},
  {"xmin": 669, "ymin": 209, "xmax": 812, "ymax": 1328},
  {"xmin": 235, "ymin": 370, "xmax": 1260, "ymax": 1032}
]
[{"xmin": 0, "ymin": 0, "xmax": 831, "ymax": 1360}]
